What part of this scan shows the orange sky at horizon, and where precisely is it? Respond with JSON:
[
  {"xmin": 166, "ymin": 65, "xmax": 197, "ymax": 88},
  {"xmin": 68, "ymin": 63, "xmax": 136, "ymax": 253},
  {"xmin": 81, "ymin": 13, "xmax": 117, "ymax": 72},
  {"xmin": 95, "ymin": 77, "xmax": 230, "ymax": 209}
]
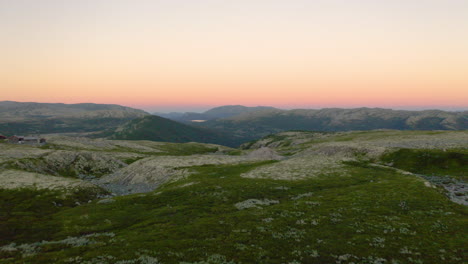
[{"xmin": 1, "ymin": 0, "xmax": 467, "ymax": 112}]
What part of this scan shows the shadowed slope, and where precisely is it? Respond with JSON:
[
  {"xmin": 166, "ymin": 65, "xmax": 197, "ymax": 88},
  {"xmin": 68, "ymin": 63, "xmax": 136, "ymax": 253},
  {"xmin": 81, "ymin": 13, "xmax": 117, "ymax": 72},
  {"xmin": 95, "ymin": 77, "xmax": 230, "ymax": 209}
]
[{"xmin": 111, "ymin": 115, "xmax": 237, "ymax": 146}]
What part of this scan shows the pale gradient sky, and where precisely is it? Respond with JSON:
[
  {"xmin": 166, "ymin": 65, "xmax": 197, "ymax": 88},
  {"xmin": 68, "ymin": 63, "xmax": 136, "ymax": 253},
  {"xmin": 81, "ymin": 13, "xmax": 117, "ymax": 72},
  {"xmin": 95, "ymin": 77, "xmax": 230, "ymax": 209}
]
[{"xmin": 1, "ymin": 0, "xmax": 467, "ymax": 112}]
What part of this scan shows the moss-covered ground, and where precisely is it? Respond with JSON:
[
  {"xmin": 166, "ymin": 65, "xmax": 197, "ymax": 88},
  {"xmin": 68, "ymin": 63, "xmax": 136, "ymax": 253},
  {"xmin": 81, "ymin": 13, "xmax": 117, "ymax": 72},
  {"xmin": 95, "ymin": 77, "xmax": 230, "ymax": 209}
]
[
  {"xmin": 381, "ymin": 148, "xmax": 467, "ymax": 181},
  {"xmin": 1, "ymin": 130, "xmax": 466, "ymax": 263},
  {"xmin": 1, "ymin": 161, "xmax": 466, "ymax": 263}
]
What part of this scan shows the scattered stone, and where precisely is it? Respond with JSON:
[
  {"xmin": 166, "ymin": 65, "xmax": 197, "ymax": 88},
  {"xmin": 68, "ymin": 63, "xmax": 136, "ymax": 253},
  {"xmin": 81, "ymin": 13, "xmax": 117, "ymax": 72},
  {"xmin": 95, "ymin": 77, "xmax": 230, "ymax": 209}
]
[
  {"xmin": 234, "ymin": 199, "xmax": 279, "ymax": 210},
  {"xmin": 97, "ymin": 198, "xmax": 115, "ymax": 204}
]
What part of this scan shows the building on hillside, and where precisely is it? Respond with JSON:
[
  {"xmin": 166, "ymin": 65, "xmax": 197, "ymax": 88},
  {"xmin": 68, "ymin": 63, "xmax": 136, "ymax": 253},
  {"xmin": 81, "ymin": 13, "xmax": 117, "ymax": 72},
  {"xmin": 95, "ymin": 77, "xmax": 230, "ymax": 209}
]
[
  {"xmin": 0, "ymin": 135, "xmax": 7, "ymax": 140},
  {"xmin": 7, "ymin": 135, "xmax": 46, "ymax": 145},
  {"xmin": 8, "ymin": 135, "xmax": 24, "ymax": 143},
  {"xmin": 23, "ymin": 136, "xmax": 41, "ymax": 144}
]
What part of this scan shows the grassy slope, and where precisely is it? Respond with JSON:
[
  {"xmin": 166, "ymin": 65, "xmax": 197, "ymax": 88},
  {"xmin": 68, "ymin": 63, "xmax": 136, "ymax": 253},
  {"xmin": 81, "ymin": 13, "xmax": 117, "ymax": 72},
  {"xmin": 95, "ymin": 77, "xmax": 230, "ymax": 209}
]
[
  {"xmin": 1, "ymin": 162, "xmax": 466, "ymax": 263},
  {"xmin": 1, "ymin": 131, "xmax": 466, "ymax": 263},
  {"xmin": 381, "ymin": 149, "xmax": 467, "ymax": 180},
  {"xmin": 112, "ymin": 115, "xmax": 240, "ymax": 147},
  {"xmin": 0, "ymin": 188, "xmax": 106, "ymax": 245}
]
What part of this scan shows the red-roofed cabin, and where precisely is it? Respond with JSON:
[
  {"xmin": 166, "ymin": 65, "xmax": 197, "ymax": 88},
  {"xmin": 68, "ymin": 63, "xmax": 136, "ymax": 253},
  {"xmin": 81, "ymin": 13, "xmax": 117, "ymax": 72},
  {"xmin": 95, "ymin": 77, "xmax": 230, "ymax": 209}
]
[{"xmin": 8, "ymin": 135, "xmax": 24, "ymax": 143}]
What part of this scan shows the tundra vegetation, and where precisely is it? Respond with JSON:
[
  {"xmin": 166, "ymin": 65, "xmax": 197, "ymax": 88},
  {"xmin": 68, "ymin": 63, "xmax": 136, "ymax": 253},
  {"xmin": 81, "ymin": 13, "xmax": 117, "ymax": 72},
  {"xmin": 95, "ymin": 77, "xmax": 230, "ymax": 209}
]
[{"xmin": 0, "ymin": 130, "xmax": 466, "ymax": 264}]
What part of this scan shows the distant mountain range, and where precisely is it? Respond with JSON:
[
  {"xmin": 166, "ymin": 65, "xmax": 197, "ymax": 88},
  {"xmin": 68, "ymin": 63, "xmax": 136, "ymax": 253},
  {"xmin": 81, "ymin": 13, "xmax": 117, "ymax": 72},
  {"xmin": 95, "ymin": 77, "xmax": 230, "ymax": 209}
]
[
  {"xmin": 0, "ymin": 101, "xmax": 148, "ymax": 135},
  {"xmin": 1, "ymin": 101, "xmax": 466, "ymax": 147},
  {"xmin": 193, "ymin": 107, "xmax": 468, "ymax": 142},
  {"xmin": 155, "ymin": 105, "xmax": 277, "ymax": 122},
  {"xmin": 148, "ymin": 105, "xmax": 467, "ymax": 145}
]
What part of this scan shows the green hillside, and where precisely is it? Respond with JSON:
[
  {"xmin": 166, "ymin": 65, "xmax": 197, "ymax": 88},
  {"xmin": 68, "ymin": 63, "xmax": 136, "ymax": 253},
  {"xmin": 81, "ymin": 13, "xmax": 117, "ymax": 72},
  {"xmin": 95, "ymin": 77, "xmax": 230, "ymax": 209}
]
[
  {"xmin": 0, "ymin": 130, "xmax": 466, "ymax": 263},
  {"xmin": 197, "ymin": 108, "xmax": 468, "ymax": 142},
  {"xmin": 0, "ymin": 101, "xmax": 149, "ymax": 135},
  {"xmin": 111, "ymin": 115, "xmax": 238, "ymax": 146}
]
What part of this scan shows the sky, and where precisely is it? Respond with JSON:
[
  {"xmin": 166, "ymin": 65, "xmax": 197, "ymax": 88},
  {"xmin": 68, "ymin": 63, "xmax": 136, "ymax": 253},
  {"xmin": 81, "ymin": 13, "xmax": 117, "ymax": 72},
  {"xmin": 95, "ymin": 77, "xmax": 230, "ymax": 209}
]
[{"xmin": 1, "ymin": 0, "xmax": 467, "ymax": 112}]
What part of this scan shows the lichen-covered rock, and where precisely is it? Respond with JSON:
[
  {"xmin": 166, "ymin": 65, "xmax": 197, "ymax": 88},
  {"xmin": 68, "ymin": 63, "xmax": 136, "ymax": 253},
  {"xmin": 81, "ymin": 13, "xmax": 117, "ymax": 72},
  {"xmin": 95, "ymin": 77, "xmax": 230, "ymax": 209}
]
[
  {"xmin": 246, "ymin": 147, "xmax": 283, "ymax": 160},
  {"xmin": 97, "ymin": 198, "xmax": 115, "ymax": 204},
  {"xmin": 97, "ymin": 155, "xmax": 246, "ymax": 195},
  {"xmin": 46, "ymin": 136, "xmax": 165, "ymax": 153},
  {"xmin": 11, "ymin": 151, "xmax": 126, "ymax": 178},
  {"xmin": 0, "ymin": 170, "xmax": 98, "ymax": 191},
  {"xmin": 240, "ymin": 131, "xmax": 468, "ymax": 180},
  {"xmin": 234, "ymin": 199, "xmax": 279, "ymax": 210}
]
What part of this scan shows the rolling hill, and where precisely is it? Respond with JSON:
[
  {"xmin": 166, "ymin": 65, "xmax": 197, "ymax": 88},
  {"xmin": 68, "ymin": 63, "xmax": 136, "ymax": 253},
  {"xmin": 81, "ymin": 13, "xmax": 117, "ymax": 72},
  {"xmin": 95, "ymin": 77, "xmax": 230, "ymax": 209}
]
[
  {"xmin": 0, "ymin": 101, "xmax": 149, "ymax": 135},
  {"xmin": 197, "ymin": 107, "xmax": 468, "ymax": 142},
  {"xmin": 0, "ymin": 101, "xmax": 148, "ymax": 120},
  {"xmin": 110, "ymin": 115, "xmax": 238, "ymax": 146}
]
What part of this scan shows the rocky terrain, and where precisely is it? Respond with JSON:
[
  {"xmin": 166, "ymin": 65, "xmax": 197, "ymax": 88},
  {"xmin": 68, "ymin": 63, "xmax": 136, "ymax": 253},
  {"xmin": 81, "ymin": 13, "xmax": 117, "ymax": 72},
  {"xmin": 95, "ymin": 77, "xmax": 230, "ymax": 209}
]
[
  {"xmin": 241, "ymin": 130, "xmax": 468, "ymax": 206},
  {"xmin": 1, "ymin": 130, "xmax": 466, "ymax": 200},
  {"xmin": 0, "ymin": 130, "xmax": 466, "ymax": 263},
  {"xmin": 241, "ymin": 131, "xmax": 467, "ymax": 180},
  {"xmin": 0, "ymin": 135, "xmax": 285, "ymax": 196},
  {"xmin": 0, "ymin": 170, "xmax": 97, "ymax": 191}
]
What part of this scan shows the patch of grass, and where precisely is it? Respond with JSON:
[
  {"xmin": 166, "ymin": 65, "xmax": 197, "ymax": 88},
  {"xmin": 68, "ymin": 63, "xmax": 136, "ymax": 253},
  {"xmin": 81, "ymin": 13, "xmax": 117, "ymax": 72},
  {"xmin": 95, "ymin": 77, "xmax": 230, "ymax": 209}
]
[
  {"xmin": 381, "ymin": 148, "xmax": 468, "ymax": 180},
  {"xmin": 225, "ymin": 149, "xmax": 243, "ymax": 156},
  {"xmin": 121, "ymin": 156, "xmax": 145, "ymax": 165},
  {"xmin": 0, "ymin": 187, "xmax": 106, "ymax": 246},
  {"xmin": 157, "ymin": 142, "xmax": 220, "ymax": 156},
  {"xmin": 39, "ymin": 143, "xmax": 55, "ymax": 149}
]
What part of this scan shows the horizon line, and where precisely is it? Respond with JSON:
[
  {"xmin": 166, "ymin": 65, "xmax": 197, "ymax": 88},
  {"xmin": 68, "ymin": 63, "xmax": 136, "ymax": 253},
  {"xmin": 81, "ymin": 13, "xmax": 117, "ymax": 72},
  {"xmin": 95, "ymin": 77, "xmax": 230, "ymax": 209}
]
[{"xmin": 2, "ymin": 100, "xmax": 467, "ymax": 113}]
